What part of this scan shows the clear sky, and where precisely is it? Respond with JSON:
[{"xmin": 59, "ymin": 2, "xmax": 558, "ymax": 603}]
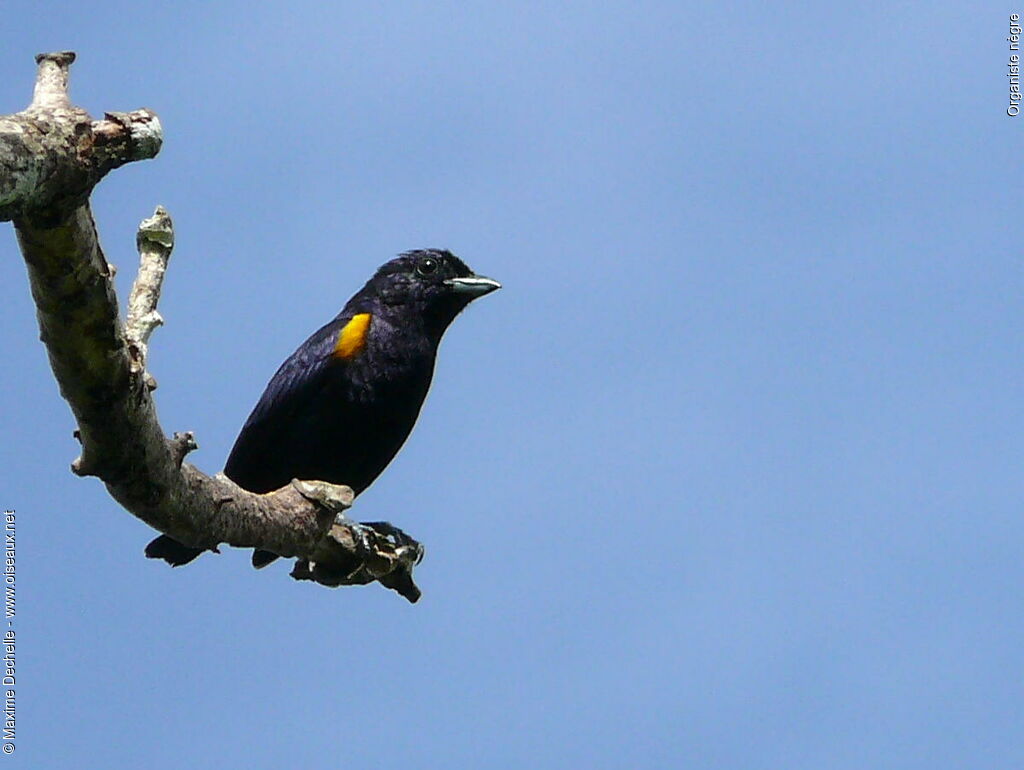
[{"xmin": 1, "ymin": 2, "xmax": 1019, "ymax": 768}]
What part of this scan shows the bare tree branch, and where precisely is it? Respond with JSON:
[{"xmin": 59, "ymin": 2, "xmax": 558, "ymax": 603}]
[
  {"xmin": 3, "ymin": 52, "xmax": 423, "ymax": 602},
  {"xmin": 125, "ymin": 205, "xmax": 173, "ymax": 388},
  {"xmin": 1, "ymin": 53, "xmax": 162, "ymax": 224}
]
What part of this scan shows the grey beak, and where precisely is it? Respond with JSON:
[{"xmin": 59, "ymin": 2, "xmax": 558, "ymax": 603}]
[{"xmin": 444, "ymin": 275, "xmax": 502, "ymax": 297}]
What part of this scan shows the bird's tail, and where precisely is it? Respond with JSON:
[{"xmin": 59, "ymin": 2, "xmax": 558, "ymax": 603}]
[
  {"xmin": 145, "ymin": 535, "xmax": 205, "ymax": 567},
  {"xmin": 251, "ymin": 549, "xmax": 280, "ymax": 569}
]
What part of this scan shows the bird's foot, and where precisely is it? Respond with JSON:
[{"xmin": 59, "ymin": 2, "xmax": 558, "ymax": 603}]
[{"xmin": 359, "ymin": 521, "xmax": 425, "ymax": 565}]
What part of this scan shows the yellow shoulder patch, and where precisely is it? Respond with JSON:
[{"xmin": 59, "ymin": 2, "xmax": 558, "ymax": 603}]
[{"xmin": 334, "ymin": 313, "xmax": 372, "ymax": 360}]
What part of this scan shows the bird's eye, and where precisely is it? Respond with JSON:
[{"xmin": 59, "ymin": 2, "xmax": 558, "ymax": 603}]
[{"xmin": 416, "ymin": 257, "xmax": 439, "ymax": 276}]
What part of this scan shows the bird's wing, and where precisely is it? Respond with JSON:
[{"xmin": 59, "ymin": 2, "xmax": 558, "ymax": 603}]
[
  {"xmin": 244, "ymin": 320, "xmax": 342, "ymax": 426},
  {"xmin": 223, "ymin": 316, "xmax": 348, "ymax": 490}
]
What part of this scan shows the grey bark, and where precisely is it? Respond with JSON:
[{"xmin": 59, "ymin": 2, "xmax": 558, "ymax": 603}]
[{"xmin": 3, "ymin": 52, "xmax": 423, "ymax": 602}]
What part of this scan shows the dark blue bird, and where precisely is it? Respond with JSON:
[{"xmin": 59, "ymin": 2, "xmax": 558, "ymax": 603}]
[{"xmin": 146, "ymin": 249, "xmax": 500, "ymax": 568}]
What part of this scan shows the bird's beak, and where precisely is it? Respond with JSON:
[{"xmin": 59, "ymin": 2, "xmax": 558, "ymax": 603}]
[{"xmin": 444, "ymin": 275, "xmax": 502, "ymax": 297}]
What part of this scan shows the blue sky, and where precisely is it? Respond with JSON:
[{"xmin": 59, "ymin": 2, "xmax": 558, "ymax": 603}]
[{"xmin": 1, "ymin": 2, "xmax": 1019, "ymax": 768}]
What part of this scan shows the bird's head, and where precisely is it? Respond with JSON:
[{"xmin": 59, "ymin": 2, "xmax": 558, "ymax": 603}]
[{"xmin": 359, "ymin": 249, "xmax": 501, "ymax": 337}]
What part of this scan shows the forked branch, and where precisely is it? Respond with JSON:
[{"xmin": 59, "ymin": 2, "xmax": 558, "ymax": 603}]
[{"xmin": 2, "ymin": 52, "xmax": 422, "ymax": 602}]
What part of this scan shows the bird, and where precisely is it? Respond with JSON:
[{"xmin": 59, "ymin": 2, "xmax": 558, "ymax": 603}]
[{"xmin": 145, "ymin": 249, "xmax": 500, "ymax": 568}]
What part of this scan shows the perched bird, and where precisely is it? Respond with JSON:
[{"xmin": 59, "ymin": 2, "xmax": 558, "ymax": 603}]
[{"xmin": 146, "ymin": 249, "xmax": 500, "ymax": 567}]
